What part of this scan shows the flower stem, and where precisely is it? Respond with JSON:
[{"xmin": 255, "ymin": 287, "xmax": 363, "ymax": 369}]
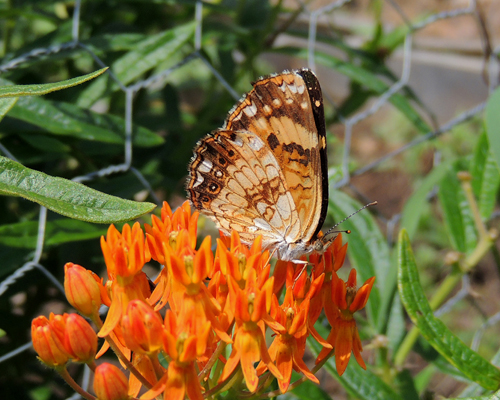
[{"xmin": 57, "ymin": 366, "xmax": 96, "ymax": 400}]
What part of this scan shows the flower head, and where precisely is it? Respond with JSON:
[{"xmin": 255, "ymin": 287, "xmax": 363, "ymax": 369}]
[{"xmin": 317, "ymin": 269, "xmax": 375, "ymax": 375}]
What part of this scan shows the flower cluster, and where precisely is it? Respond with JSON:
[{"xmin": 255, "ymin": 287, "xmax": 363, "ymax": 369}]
[{"xmin": 31, "ymin": 201, "xmax": 375, "ymax": 400}]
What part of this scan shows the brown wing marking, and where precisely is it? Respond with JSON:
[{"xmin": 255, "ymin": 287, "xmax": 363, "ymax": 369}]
[{"xmin": 187, "ymin": 129, "xmax": 301, "ymax": 247}]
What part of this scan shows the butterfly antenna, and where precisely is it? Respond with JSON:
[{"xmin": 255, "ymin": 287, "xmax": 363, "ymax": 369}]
[{"xmin": 323, "ymin": 201, "xmax": 378, "ymax": 237}]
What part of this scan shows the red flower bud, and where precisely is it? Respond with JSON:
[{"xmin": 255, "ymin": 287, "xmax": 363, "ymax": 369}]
[
  {"xmin": 93, "ymin": 363, "xmax": 129, "ymax": 400},
  {"xmin": 64, "ymin": 263, "xmax": 104, "ymax": 319},
  {"xmin": 31, "ymin": 315, "xmax": 70, "ymax": 367}
]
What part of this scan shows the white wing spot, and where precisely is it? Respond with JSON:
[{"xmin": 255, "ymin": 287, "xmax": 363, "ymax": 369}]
[
  {"xmin": 276, "ymin": 195, "xmax": 291, "ymax": 215},
  {"xmin": 230, "ymin": 135, "xmax": 244, "ymax": 147},
  {"xmin": 243, "ymin": 102, "xmax": 258, "ymax": 117},
  {"xmin": 254, "ymin": 218, "xmax": 272, "ymax": 232},
  {"xmin": 263, "ymin": 105, "xmax": 272, "ymax": 114},
  {"xmin": 192, "ymin": 172, "xmax": 204, "ymax": 187},
  {"xmin": 287, "ymin": 83, "xmax": 297, "ymax": 93},
  {"xmin": 248, "ymin": 135, "xmax": 264, "ymax": 151},
  {"xmin": 301, "ymin": 101, "xmax": 308, "ymax": 109},
  {"xmin": 199, "ymin": 159, "xmax": 212, "ymax": 173},
  {"xmin": 279, "ymin": 81, "xmax": 287, "ymax": 92},
  {"xmin": 265, "ymin": 164, "xmax": 280, "ymax": 180},
  {"xmin": 273, "ymin": 98, "xmax": 281, "ymax": 107},
  {"xmin": 297, "ymin": 84, "xmax": 305, "ymax": 94},
  {"xmin": 257, "ymin": 202, "xmax": 268, "ymax": 214},
  {"xmin": 286, "ymin": 98, "xmax": 294, "ymax": 104}
]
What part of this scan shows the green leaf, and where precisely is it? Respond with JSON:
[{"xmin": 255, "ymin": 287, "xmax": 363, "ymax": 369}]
[
  {"xmin": 400, "ymin": 160, "xmax": 452, "ymax": 240},
  {"xmin": 78, "ymin": 22, "xmax": 196, "ymax": 107},
  {"xmin": 470, "ymin": 131, "xmax": 500, "ymax": 220},
  {"xmin": 6, "ymin": 96, "xmax": 164, "ymax": 147},
  {"xmin": 274, "ymin": 47, "xmax": 431, "ymax": 133},
  {"xmin": 398, "ymin": 229, "xmax": 500, "ymax": 390},
  {"xmin": 438, "ymin": 163, "xmax": 477, "ymax": 254},
  {"xmin": 290, "ymin": 379, "xmax": 332, "ymax": 400},
  {"xmin": 328, "ymin": 190, "xmax": 391, "ymax": 330},
  {"xmin": 307, "ymin": 332, "xmax": 404, "ymax": 400},
  {"xmin": 0, "ymin": 156, "xmax": 156, "ymax": 223},
  {"xmin": 485, "ymin": 86, "xmax": 500, "ymax": 172},
  {"xmin": 0, "ymin": 219, "xmax": 107, "ymax": 248},
  {"xmin": 0, "ymin": 97, "xmax": 18, "ymax": 122},
  {"xmin": 18, "ymin": 133, "xmax": 71, "ymax": 153},
  {"xmin": 0, "ymin": 68, "xmax": 108, "ymax": 98}
]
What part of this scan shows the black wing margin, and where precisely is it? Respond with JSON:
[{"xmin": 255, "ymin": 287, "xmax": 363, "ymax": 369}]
[{"xmin": 296, "ymin": 69, "xmax": 328, "ymax": 240}]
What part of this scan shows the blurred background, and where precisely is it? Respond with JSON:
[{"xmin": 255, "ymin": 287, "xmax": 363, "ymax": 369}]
[{"xmin": 0, "ymin": 0, "xmax": 499, "ymax": 399}]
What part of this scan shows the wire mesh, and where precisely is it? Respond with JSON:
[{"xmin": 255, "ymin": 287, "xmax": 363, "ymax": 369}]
[{"xmin": 0, "ymin": 0, "xmax": 498, "ymax": 395}]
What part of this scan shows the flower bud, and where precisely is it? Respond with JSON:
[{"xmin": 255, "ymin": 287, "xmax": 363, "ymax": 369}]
[
  {"xmin": 121, "ymin": 300, "xmax": 163, "ymax": 355},
  {"xmin": 63, "ymin": 314, "xmax": 97, "ymax": 363},
  {"xmin": 93, "ymin": 363, "xmax": 129, "ymax": 400},
  {"xmin": 64, "ymin": 262, "xmax": 103, "ymax": 319},
  {"xmin": 31, "ymin": 315, "xmax": 70, "ymax": 367}
]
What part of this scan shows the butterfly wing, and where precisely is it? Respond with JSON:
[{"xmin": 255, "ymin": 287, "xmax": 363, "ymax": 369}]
[
  {"xmin": 188, "ymin": 129, "xmax": 301, "ymax": 247},
  {"xmin": 221, "ymin": 69, "xmax": 328, "ymax": 244}
]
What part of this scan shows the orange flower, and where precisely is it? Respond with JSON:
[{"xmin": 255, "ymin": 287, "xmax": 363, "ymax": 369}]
[
  {"xmin": 145, "ymin": 202, "xmax": 199, "ymax": 309},
  {"xmin": 257, "ymin": 287, "xmax": 320, "ymax": 393},
  {"xmin": 94, "ymin": 362, "xmax": 130, "ymax": 400},
  {"xmin": 99, "ymin": 223, "xmax": 151, "ymax": 337},
  {"xmin": 142, "ymin": 310, "xmax": 210, "ymax": 400},
  {"xmin": 64, "ymin": 262, "xmax": 108, "ymax": 321},
  {"xmin": 31, "ymin": 315, "xmax": 70, "ymax": 367},
  {"xmin": 220, "ymin": 268, "xmax": 283, "ymax": 392},
  {"xmin": 121, "ymin": 300, "xmax": 163, "ymax": 355},
  {"xmin": 101, "ymin": 223, "xmax": 148, "ymax": 282},
  {"xmin": 316, "ymin": 269, "xmax": 375, "ymax": 375}
]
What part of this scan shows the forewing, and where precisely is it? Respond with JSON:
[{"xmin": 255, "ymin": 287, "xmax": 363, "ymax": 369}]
[
  {"xmin": 223, "ymin": 69, "xmax": 328, "ymax": 243},
  {"xmin": 187, "ymin": 129, "xmax": 301, "ymax": 247}
]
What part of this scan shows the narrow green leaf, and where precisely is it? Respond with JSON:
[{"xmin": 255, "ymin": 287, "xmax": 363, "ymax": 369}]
[
  {"xmin": 307, "ymin": 334, "xmax": 404, "ymax": 400},
  {"xmin": 485, "ymin": 86, "xmax": 500, "ymax": 172},
  {"xmin": 0, "ymin": 68, "xmax": 108, "ymax": 98},
  {"xmin": 328, "ymin": 190, "xmax": 391, "ymax": 330},
  {"xmin": 398, "ymin": 229, "xmax": 500, "ymax": 390},
  {"xmin": 0, "ymin": 156, "xmax": 156, "ymax": 223},
  {"xmin": 274, "ymin": 47, "xmax": 431, "ymax": 133},
  {"xmin": 438, "ymin": 164, "xmax": 477, "ymax": 254},
  {"xmin": 0, "ymin": 219, "xmax": 107, "ymax": 248},
  {"xmin": 6, "ymin": 96, "xmax": 164, "ymax": 147},
  {"xmin": 0, "ymin": 97, "xmax": 18, "ymax": 122},
  {"xmin": 470, "ymin": 131, "xmax": 500, "ymax": 220},
  {"xmin": 78, "ymin": 22, "xmax": 196, "ymax": 107},
  {"xmin": 401, "ymin": 160, "xmax": 452, "ymax": 239},
  {"xmin": 18, "ymin": 133, "xmax": 71, "ymax": 153}
]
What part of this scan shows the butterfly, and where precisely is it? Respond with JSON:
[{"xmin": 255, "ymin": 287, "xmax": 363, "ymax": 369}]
[{"xmin": 187, "ymin": 69, "xmax": 335, "ymax": 261}]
